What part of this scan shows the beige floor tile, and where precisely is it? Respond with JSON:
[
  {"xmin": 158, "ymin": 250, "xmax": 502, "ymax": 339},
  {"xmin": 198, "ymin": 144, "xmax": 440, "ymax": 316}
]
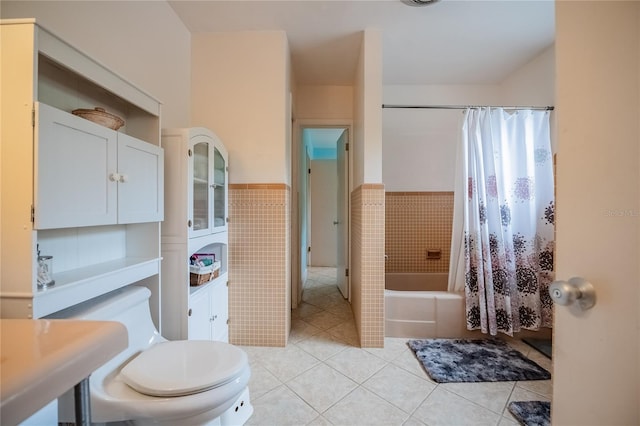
[
  {"xmin": 325, "ymin": 347, "xmax": 387, "ymax": 384},
  {"xmin": 304, "ymin": 293, "xmax": 347, "ymax": 310},
  {"xmin": 296, "ymin": 331, "xmax": 350, "ymax": 361},
  {"xmin": 323, "ymin": 386, "xmax": 408, "ymax": 426},
  {"xmin": 526, "ymin": 350, "xmax": 553, "ymax": 373},
  {"xmin": 390, "ymin": 349, "xmax": 434, "ymax": 382},
  {"xmin": 325, "ymin": 321, "xmax": 359, "ymax": 346},
  {"xmin": 246, "ymin": 364, "xmax": 282, "ymax": 400},
  {"xmin": 294, "ymin": 302, "xmax": 324, "ymax": 319},
  {"xmin": 323, "ymin": 301, "xmax": 354, "ymax": 320},
  {"xmin": 304, "ymin": 310, "xmax": 346, "ymax": 331},
  {"xmin": 365, "ymin": 338, "xmax": 411, "ymax": 362},
  {"xmin": 507, "ymin": 385, "xmax": 552, "ymax": 403},
  {"xmin": 439, "ymin": 381, "xmax": 516, "ymax": 414},
  {"xmin": 306, "ymin": 415, "xmax": 335, "ymax": 426},
  {"xmin": 287, "ymin": 363, "xmax": 358, "ymax": 413},
  {"xmin": 246, "ymin": 385, "xmax": 319, "ymax": 426},
  {"xmin": 498, "ymin": 415, "xmax": 520, "ymax": 426},
  {"xmin": 413, "ymin": 387, "xmax": 502, "ymax": 426},
  {"xmin": 513, "ymin": 380, "xmax": 553, "ymax": 400},
  {"xmin": 403, "ymin": 417, "xmax": 427, "ymax": 426},
  {"xmin": 290, "ymin": 318, "xmax": 323, "ymax": 343},
  {"xmin": 257, "ymin": 344, "xmax": 320, "ymax": 382},
  {"xmin": 363, "ymin": 364, "xmax": 436, "ymax": 414}
]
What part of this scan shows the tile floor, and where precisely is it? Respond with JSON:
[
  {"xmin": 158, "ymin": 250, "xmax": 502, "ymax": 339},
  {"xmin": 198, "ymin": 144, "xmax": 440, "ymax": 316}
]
[{"xmin": 241, "ymin": 267, "xmax": 553, "ymax": 426}]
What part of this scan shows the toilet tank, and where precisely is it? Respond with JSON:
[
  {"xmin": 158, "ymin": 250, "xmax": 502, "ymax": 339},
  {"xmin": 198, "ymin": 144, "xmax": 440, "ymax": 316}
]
[{"xmin": 46, "ymin": 286, "xmax": 164, "ymax": 352}]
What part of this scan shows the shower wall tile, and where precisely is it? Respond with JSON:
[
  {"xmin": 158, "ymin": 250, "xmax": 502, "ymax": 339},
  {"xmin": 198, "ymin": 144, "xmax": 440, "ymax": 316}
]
[
  {"xmin": 385, "ymin": 192, "xmax": 454, "ymax": 274},
  {"xmin": 352, "ymin": 184, "xmax": 385, "ymax": 348},
  {"xmin": 228, "ymin": 184, "xmax": 291, "ymax": 347}
]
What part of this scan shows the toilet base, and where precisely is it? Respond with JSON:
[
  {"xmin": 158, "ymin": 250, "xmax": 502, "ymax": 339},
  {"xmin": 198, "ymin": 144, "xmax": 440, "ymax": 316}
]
[
  {"xmin": 88, "ymin": 388, "xmax": 252, "ymax": 426},
  {"xmin": 221, "ymin": 387, "xmax": 253, "ymax": 426}
]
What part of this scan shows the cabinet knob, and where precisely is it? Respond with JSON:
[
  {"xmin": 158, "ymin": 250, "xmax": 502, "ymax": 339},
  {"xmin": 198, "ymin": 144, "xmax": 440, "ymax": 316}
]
[
  {"xmin": 119, "ymin": 174, "xmax": 128, "ymax": 183},
  {"xmin": 187, "ymin": 219, "xmax": 192, "ymax": 228},
  {"xmin": 188, "ymin": 308, "xmax": 192, "ymax": 316},
  {"xmin": 109, "ymin": 172, "xmax": 120, "ymax": 182}
]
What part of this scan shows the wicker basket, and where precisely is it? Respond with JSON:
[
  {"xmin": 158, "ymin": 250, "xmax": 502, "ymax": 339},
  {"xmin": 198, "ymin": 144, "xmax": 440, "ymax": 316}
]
[
  {"xmin": 189, "ymin": 262, "xmax": 221, "ymax": 286},
  {"xmin": 72, "ymin": 107, "xmax": 125, "ymax": 130}
]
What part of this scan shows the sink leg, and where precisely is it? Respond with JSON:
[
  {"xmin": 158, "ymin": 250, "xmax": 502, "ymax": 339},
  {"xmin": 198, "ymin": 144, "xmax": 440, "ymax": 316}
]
[{"xmin": 74, "ymin": 377, "xmax": 92, "ymax": 425}]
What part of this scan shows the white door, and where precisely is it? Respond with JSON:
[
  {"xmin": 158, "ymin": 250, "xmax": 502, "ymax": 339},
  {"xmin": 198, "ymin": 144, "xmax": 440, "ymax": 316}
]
[
  {"xmin": 336, "ymin": 130, "xmax": 349, "ymax": 299},
  {"xmin": 310, "ymin": 159, "xmax": 338, "ymax": 266},
  {"xmin": 553, "ymin": 2, "xmax": 639, "ymax": 424}
]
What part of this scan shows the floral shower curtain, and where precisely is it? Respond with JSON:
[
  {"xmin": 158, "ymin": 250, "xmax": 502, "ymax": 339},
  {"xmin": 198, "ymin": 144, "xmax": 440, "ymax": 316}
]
[{"xmin": 451, "ymin": 108, "xmax": 555, "ymax": 336}]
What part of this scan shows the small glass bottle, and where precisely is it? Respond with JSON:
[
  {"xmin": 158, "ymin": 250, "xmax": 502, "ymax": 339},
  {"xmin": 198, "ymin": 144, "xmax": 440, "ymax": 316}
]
[{"xmin": 37, "ymin": 255, "xmax": 55, "ymax": 289}]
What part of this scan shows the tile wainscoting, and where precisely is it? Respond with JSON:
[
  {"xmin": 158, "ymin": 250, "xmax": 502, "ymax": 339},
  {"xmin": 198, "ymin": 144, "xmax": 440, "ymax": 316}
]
[
  {"xmin": 352, "ymin": 184, "xmax": 385, "ymax": 348},
  {"xmin": 385, "ymin": 192, "xmax": 454, "ymax": 274},
  {"xmin": 228, "ymin": 184, "xmax": 291, "ymax": 346}
]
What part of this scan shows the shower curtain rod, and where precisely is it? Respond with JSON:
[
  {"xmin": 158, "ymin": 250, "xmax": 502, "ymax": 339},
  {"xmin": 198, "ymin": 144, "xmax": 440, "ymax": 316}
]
[{"xmin": 382, "ymin": 104, "xmax": 554, "ymax": 111}]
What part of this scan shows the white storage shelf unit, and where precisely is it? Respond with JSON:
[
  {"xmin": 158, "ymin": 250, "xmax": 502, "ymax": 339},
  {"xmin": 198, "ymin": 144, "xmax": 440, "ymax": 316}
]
[
  {"xmin": 1, "ymin": 19, "xmax": 164, "ymax": 322},
  {"xmin": 161, "ymin": 127, "xmax": 229, "ymax": 342}
]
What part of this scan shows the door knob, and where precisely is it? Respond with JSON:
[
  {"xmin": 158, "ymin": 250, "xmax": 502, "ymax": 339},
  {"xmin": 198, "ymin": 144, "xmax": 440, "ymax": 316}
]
[{"xmin": 549, "ymin": 277, "xmax": 596, "ymax": 310}]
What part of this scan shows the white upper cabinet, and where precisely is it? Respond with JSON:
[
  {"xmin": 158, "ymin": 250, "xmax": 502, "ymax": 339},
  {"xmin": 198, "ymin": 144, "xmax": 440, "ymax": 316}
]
[{"xmin": 35, "ymin": 103, "xmax": 164, "ymax": 229}]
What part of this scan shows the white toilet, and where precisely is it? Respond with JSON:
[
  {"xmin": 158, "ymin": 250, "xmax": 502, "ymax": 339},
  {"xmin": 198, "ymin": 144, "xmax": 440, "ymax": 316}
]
[{"xmin": 48, "ymin": 286, "xmax": 253, "ymax": 426}]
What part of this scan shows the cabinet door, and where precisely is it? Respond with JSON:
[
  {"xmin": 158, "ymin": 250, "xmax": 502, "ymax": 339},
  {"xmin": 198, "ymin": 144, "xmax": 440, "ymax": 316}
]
[
  {"xmin": 117, "ymin": 134, "xmax": 164, "ymax": 223},
  {"xmin": 188, "ymin": 136, "xmax": 212, "ymax": 238},
  {"xmin": 210, "ymin": 280, "xmax": 229, "ymax": 342},
  {"xmin": 188, "ymin": 287, "xmax": 212, "ymax": 340},
  {"xmin": 212, "ymin": 146, "xmax": 227, "ymax": 233},
  {"xmin": 35, "ymin": 103, "xmax": 118, "ymax": 229}
]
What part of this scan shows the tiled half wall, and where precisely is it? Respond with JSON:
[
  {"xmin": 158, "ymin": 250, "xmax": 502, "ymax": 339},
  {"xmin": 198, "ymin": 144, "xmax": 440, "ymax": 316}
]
[
  {"xmin": 351, "ymin": 184, "xmax": 385, "ymax": 348},
  {"xmin": 385, "ymin": 192, "xmax": 454, "ymax": 274},
  {"xmin": 228, "ymin": 184, "xmax": 291, "ymax": 346}
]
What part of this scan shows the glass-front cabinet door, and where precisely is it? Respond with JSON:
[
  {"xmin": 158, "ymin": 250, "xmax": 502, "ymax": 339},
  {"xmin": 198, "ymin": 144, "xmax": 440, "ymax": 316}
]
[
  {"xmin": 212, "ymin": 147, "xmax": 226, "ymax": 232},
  {"xmin": 190, "ymin": 140, "xmax": 210, "ymax": 237},
  {"xmin": 188, "ymin": 134, "xmax": 228, "ymax": 238}
]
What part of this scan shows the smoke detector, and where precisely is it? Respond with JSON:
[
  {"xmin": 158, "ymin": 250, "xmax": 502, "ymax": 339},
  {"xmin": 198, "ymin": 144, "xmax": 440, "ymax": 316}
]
[{"xmin": 401, "ymin": 0, "xmax": 440, "ymax": 6}]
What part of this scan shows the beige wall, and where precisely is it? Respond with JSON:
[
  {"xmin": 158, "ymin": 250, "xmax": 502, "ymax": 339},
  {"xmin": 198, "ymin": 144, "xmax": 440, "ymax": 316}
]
[
  {"xmin": 295, "ymin": 86, "xmax": 354, "ymax": 119},
  {"xmin": 501, "ymin": 45, "xmax": 555, "ymax": 106},
  {"xmin": 353, "ymin": 29, "xmax": 383, "ymax": 188},
  {"xmin": 1, "ymin": 1, "xmax": 191, "ymax": 129},
  {"xmin": 191, "ymin": 31, "xmax": 290, "ymax": 185}
]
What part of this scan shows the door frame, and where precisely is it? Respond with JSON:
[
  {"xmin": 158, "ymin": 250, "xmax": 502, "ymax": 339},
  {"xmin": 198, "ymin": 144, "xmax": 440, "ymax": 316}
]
[{"xmin": 291, "ymin": 119, "xmax": 353, "ymax": 308}]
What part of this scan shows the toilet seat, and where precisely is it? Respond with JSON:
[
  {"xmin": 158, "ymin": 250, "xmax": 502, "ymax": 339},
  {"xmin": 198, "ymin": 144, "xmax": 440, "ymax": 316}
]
[{"xmin": 120, "ymin": 340, "xmax": 248, "ymax": 397}]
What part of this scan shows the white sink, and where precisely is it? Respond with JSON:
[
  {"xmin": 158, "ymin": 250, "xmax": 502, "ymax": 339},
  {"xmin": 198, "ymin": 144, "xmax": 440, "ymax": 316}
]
[{"xmin": 0, "ymin": 319, "xmax": 127, "ymax": 425}]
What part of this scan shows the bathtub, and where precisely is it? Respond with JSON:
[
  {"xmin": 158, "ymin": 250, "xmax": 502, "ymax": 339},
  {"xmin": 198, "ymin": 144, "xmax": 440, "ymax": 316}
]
[{"xmin": 385, "ymin": 272, "xmax": 466, "ymax": 338}]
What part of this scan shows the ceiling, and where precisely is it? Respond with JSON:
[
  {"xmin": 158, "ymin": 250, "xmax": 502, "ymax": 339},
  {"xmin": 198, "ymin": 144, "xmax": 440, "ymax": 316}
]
[{"xmin": 169, "ymin": 0, "xmax": 556, "ymax": 86}]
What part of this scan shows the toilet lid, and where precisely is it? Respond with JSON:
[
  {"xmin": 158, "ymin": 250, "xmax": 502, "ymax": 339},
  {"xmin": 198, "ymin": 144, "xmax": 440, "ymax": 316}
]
[{"xmin": 120, "ymin": 340, "xmax": 248, "ymax": 397}]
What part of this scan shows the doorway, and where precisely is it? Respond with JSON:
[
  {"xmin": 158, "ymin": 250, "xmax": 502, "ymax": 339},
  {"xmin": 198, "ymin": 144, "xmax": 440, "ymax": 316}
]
[{"xmin": 298, "ymin": 126, "xmax": 350, "ymax": 301}]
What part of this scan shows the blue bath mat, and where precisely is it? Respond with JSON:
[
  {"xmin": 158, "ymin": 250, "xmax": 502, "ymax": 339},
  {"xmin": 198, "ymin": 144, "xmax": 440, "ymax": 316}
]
[
  {"xmin": 407, "ymin": 338, "xmax": 551, "ymax": 383},
  {"xmin": 508, "ymin": 401, "xmax": 551, "ymax": 426}
]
